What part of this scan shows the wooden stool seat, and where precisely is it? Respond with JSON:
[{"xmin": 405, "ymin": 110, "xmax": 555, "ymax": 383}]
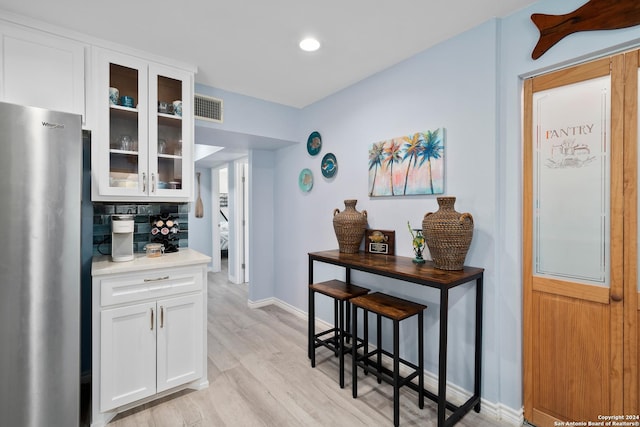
[
  {"xmin": 310, "ymin": 279, "xmax": 370, "ymax": 301},
  {"xmin": 349, "ymin": 292, "xmax": 426, "ymax": 321},
  {"xmin": 308, "ymin": 280, "xmax": 370, "ymax": 388},
  {"xmin": 351, "ymin": 292, "xmax": 426, "ymax": 427}
]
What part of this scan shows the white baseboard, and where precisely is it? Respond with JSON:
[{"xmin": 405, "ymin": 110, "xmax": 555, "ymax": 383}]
[
  {"xmin": 247, "ymin": 296, "xmax": 277, "ymax": 309},
  {"xmin": 248, "ymin": 296, "xmax": 524, "ymax": 427}
]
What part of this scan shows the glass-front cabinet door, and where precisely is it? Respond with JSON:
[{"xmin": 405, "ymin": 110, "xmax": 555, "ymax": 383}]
[
  {"xmin": 148, "ymin": 64, "xmax": 192, "ymax": 199},
  {"xmin": 106, "ymin": 60, "xmax": 148, "ymax": 197},
  {"xmin": 92, "ymin": 48, "xmax": 193, "ymax": 201}
]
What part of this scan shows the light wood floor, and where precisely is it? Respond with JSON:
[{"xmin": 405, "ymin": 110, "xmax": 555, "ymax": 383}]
[{"xmin": 102, "ymin": 264, "xmax": 510, "ymax": 427}]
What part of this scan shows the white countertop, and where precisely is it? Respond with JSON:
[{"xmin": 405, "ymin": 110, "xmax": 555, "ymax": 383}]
[{"xmin": 92, "ymin": 248, "xmax": 212, "ymax": 276}]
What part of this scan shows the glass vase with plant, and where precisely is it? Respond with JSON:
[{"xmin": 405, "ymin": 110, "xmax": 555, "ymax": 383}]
[{"xmin": 407, "ymin": 221, "xmax": 425, "ymax": 264}]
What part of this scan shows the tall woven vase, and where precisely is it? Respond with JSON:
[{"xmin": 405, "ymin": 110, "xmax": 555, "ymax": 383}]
[
  {"xmin": 333, "ymin": 199, "xmax": 368, "ymax": 253},
  {"xmin": 422, "ymin": 196, "xmax": 473, "ymax": 270}
]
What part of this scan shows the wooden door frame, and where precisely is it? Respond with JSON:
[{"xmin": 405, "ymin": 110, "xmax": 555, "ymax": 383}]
[
  {"xmin": 523, "ymin": 54, "xmax": 626, "ymax": 422},
  {"xmin": 624, "ymin": 49, "xmax": 639, "ymax": 414}
]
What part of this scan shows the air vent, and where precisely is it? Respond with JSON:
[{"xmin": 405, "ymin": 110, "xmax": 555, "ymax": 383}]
[{"xmin": 194, "ymin": 94, "xmax": 223, "ymax": 123}]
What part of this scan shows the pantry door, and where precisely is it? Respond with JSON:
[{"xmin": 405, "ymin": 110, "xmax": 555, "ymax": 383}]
[{"xmin": 523, "ymin": 55, "xmax": 625, "ymax": 426}]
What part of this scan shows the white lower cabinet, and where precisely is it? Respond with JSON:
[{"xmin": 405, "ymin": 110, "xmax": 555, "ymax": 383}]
[
  {"xmin": 156, "ymin": 294, "xmax": 203, "ymax": 392},
  {"xmin": 100, "ymin": 293, "xmax": 203, "ymax": 411},
  {"xmin": 91, "ymin": 252, "xmax": 209, "ymax": 427}
]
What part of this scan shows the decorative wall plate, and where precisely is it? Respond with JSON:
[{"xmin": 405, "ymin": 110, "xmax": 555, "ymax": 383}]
[
  {"xmin": 298, "ymin": 168, "xmax": 313, "ymax": 192},
  {"xmin": 321, "ymin": 153, "xmax": 337, "ymax": 178},
  {"xmin": 307, "ymin": 131, "xmax": 322, "ymax": 156}
]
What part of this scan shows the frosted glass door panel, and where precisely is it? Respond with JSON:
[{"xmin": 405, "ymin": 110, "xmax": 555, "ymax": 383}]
[{"xmin": 532, "ymin": 76, "xmax": 610, "ymax": 286}]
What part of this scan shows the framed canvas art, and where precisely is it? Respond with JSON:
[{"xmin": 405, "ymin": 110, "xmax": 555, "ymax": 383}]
[{"xmin": 368, "ymin": 129, "xmax": 444, "ymax": 197}]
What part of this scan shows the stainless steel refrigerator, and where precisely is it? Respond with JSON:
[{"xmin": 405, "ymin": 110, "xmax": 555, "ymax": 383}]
[{"xmin": 0, "ymin": 101, "xmax": 81, "ymax": 426}]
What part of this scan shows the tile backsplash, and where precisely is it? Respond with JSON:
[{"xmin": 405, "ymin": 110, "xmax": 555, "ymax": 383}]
[{"xmin": 92, "ymin": 203, "xmax": 189, "ymax": 256}]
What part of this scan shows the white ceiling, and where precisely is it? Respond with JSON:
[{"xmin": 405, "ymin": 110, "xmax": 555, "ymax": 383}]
[
  {"xmin": 0, "ymin": 0, "xmax": 539, "ymax": 164},
  {"xmin": 0, "ymin": 0, "xmax": 538, "ymax": 108}
]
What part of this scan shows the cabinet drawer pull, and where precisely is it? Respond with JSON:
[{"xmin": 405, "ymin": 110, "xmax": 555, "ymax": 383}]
[
  {"xmin": 160, "ymin": 306, "xmax": 164, "ymax": 328},
  {"xmin": 142, "ymin": 172, "xmax": 147, "ymax": 192},
  {"xmin": 144, "ymin": 276, "xmax": 169, "ymax": 282},
  {"xmin": 151, "ymin": 172, "xmax": 156, "ymax": 193},
  {"xmin": 150, "ymin": 307, "xmax": 154, "ymax": 330}
]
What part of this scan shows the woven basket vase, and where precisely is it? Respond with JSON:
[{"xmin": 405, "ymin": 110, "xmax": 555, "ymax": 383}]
[
  {"xmin": 422, "ymin": 196, "xmax": 473, "ymax": 270},
  {"xmin": 333, "ymin": 199, "xmax": 368, "ymax": 253}
]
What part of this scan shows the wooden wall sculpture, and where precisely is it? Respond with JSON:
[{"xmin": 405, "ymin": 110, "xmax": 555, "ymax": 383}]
[{"xmin": 531, "ymin": 0, "xmax": 640, "ymax": 60}]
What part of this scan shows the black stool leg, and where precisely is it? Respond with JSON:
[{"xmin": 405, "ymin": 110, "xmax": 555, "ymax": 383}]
[
  {"xmin": 393, "ymin": 319, "xmax": 400, "ymax": 427},
  {"xmin": 345, "ymin": 300, "xmax": 351, "ymax": 343},
  {"xmin": 377, "ymin": 314, "xmax": 382, "ymax": 384},
  {"xmin": 333, "ymin": 299, "xmax": 339, "ymax": 357},
  {"xmin": 352, "ymin": 303, "xmax": 358, "ymax": 398},
  {"xmin": 363, "ymin": 309, "xmax": 369, "ymax": 374}
]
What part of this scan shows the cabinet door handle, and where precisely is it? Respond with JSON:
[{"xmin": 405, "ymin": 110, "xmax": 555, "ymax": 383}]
[
  {"xmin": 160, "ymin": 306, "xmax": 164, "ymax": 328},
  {"xmin": 144, "ymin": 276, "xmax": 169, "ymax": 282},
  {"xmin": 150, "ymin": 307, "xmax": 154, "ymax": 331},
  {"xmin": 151, "ymin": 172, "xmax": 156, "ymax": 193},
  {"xmin": 142, "ymin": 172, "xmax": 147, "ymax": 192}
]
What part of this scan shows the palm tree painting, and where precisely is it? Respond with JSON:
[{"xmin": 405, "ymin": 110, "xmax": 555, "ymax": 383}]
[{"xmin": 368, "ymin": 129, "xmax": 444, "ymax": 197}]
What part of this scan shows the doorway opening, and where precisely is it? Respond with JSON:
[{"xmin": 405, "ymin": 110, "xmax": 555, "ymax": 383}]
[{"xmin": 218, "ymin": 159, "xmax": 248, "ymax": 284}]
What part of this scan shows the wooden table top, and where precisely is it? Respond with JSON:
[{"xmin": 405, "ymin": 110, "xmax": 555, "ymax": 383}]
[{"xmin": 309, "ymin": 250, "xmax": 484, "ymax": 288}]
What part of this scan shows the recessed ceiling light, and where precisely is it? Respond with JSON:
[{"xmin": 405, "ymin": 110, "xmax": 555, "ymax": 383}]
[{"xmin": 299, "ymin": 38, "xmax": 320, "ymax": 52}]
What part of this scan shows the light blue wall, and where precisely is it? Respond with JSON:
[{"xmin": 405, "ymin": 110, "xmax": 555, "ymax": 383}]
[
  {"xmin": 197, "ymin": 0, "xmax": 640, "ymax": 415},
  {"xmin": 188, "ymin": 167, "xmax": 213, "ymax": 268},
  {"xmin": 248, "ymin": 149, "xmax": 275, "ymax": 302},
  {"xmin": 274, "ymin": 19, "xmax": 501, "ymax": 401},
  {"xmin": 194, "ymin": 83, "xmax": 299, "ymax": 142}
]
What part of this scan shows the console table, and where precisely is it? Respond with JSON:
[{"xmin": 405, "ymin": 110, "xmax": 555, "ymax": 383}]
[{"xmin": 308, "ymin": 250, "xmax": 484, "ymax": 427}]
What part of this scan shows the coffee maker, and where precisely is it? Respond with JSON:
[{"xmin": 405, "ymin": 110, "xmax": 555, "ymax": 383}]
[{"xmin": 111, "ymin": 214, "xmax": 134, "ymax": 262}]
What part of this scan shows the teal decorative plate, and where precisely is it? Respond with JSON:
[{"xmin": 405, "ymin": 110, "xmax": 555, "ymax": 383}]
[
  {"xmin": 321, "ymin": 153, "xmax": 337, "ymax": 178},
  {"xmin": 307, "ymin": 131, "xmax": 322, "ymax": 156},
  {"xmin": 298, "ymin": 168, "xmax": 313, "ymax": 192}
]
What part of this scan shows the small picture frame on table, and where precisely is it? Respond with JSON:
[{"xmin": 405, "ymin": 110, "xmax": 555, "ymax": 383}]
[{"xmin": 364, "ymin": 229, "xmax": 395, "ymax": 255}]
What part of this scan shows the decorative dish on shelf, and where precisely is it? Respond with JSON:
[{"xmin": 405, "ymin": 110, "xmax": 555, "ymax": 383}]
[{"xmin": 109, "ymin": 172, "xmax": 138, "ymax": 188}]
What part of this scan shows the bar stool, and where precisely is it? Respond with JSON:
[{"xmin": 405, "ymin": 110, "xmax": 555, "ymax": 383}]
[
  {"xmin": 350, "ymin": 292, "xmax": 426, "ymax": 427},
  {"xmin": 308, "ymin": 279, "xmax": 370, "ymax": 388}
]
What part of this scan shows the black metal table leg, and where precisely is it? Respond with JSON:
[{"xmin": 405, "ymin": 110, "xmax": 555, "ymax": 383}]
[
  {"xmin": 308, "ymin": 259, "xmax": 314, "ymax": 361},
  {"xmin": 339, "ymin": 298, "xmax": 345, "ymax": 388},
  {"xmin": 393, "ymin": 318, "xmax": 400, "ymax": 427},
  {"xmin": 418, "ymin": 310, "xmax": 424, "ymax": 409},
  {"xmin": 474, "ymin": 276, "xmax": 483, "ymax": 413},
  {"xmin": 345, "ymin": 268, "xmax": 352, "ymax": 343},
  {"xmin": 437, "ymin": 288, "xmax": 449, "ymax": 427},
  {"xmin": 309, "ymin": 288, "xmax": 315, "ymax": 366}
]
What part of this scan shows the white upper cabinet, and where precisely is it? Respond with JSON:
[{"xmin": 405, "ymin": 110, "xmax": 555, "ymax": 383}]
[
  {"xmin": 91, "ymin": 47, "xmax": 194, "ymax": 202},
  {"xmin": 0, "ymin": 21, "xmax": 86, "ymax": 120}
]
